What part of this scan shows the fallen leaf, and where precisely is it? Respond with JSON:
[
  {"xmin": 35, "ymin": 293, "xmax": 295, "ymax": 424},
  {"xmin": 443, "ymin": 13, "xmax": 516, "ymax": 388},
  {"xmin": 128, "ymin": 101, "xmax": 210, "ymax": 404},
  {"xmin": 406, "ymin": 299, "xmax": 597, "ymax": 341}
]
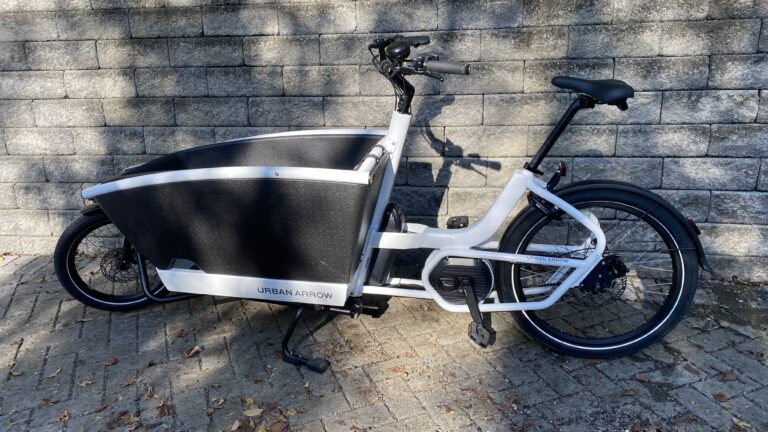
[
  {"xmin": 732, "ymin": 417, "xmax": 751, "ymax": 429},
  {"xmin": 157, "ymin": 399, "xmax": 175, "ymax": 417},
  {"xmin": 174, "ymin": 328, "xmax": 187, "ymax": 338},
  {"xmin": 389, "ymin": 366, "xmax": 406, "ymax": 374},
  {"xmin": 243, "ymin": 396, "xmax": 256, "ymax": 406},
  {"xmin": 104, "ymin": 357, "xmax": 118, "ymax": 366},
  {"xmin": 719, "ymin": 372, "xmax": 737, "ymax": 382},
  {"xmin": 9, "ymin": 369, "xmax": 22, "ymax": 377},
  {"xmin": 244, "ymin": 408, "xmax": 264, "ymax": 417},
  {"xmin": 230, "ymin": 420, "xmax": 241, "ymax": 431},
  {"xmin": 216, "ymin": 398, "xmax": 225, "ymax": 408},
  {"xmin": 183, "ymin": 345, "xmax": 202, "ymax": 359},
  {"xmin": 38, "ymin": 398, "xmax": 59, "ymax": 408},
  {"xmin": 79, "ymin": 378, "xmax": 93, "ymax": 387},
  {"xmin": 76, "ymin": 318, "xmax": 94, "ymax": 323},
  {"xmin": 47, "ymin": 368, "xmax": 62, "ymax": 379},
  {"xmin": 36, "ymin": 276, "xmax": 45, "ymax": 283},
  {"xmin": 303, "ymin": 382, "xmax": 309, "ymax": 389},
  {"xmin": 10, "ymin": 338, "xmax": 23, "ymax": 348},
  {"xmin": 95, "ymin": 404, "xmax": 109, "ymax": 413},
  {"xmin": 270, "ymin": 421, "xmax": 288, "ymax": 432},
  {"xmin": 444, "ymin": 406, "xmax": 454, "ymax": 415},
  {"xmin": 620, "ymin": 388, "xmax": 639, "ymax": 396},
  {"xmin": 57, "ymin": 410, "xmax": 69, "ymax": 424},
  {"xmin": 120, "ymin": 373, "xmax": 143, "ymax": 387},
  {"xmin": 634, "ymin": 373, "xmax": 650, "ymax": 382},
  {"xmin": 713, "ymin": 392, "xmax": 727, "ymax": 402},
  {"xmin": 682, "ymin": 363, "xmax": 700, "ymax": 375}
]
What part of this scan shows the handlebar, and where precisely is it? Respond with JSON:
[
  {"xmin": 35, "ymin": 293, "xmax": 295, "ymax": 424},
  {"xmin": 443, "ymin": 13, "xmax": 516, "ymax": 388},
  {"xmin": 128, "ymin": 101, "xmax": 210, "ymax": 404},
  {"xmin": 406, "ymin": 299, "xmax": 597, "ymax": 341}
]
[{"xmin": 423, "ymin": 59, "xmax": 470, "ymax": 75}]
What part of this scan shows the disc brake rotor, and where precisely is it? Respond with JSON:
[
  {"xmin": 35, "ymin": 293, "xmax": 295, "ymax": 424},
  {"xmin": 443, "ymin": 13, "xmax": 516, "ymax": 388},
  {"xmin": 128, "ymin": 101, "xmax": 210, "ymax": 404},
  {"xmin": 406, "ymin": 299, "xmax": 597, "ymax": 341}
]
[{"xmin": 99, "ymin": 249, "xmax": 137, "ymax": 283}]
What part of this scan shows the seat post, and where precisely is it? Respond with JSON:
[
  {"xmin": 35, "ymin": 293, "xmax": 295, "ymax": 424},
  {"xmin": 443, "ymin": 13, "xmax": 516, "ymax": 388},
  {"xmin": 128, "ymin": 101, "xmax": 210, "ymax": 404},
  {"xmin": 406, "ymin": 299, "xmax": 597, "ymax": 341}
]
[{"xmin": 524, "ymin": 94, "xmax": 595, "ymax": 175}]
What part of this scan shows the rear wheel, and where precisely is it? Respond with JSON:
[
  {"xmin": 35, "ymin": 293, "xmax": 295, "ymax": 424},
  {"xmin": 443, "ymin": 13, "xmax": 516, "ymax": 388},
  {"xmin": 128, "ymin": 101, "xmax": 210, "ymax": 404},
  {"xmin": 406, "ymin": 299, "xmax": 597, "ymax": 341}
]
[
  {"xmin": 498, "ymin": 187, "xmax": 698, "ymax": 358},
  {"xmin": 54, "ymin": 211, "xmax": 162, "ymax": 311}
]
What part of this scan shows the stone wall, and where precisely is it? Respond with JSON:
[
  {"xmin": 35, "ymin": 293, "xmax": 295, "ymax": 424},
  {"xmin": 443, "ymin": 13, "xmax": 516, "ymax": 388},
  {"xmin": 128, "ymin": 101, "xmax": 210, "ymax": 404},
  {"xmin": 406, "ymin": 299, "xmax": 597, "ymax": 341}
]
[{"xmin": 0, "ymin": 0, "xmax": 766, "ymax": 279}]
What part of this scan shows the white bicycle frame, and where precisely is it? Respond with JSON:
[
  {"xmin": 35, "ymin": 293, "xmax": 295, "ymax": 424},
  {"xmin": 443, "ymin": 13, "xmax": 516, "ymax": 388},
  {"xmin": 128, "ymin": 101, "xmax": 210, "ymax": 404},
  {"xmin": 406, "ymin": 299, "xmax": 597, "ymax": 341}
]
[{"xmin": 353, "ymin": 111, "xmax": 607, "ymax": 313}]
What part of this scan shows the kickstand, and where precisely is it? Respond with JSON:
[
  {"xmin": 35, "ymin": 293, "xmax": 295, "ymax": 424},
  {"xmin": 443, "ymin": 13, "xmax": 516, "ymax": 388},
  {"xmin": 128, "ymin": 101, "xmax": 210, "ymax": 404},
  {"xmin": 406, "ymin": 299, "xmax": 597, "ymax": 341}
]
[
  {"xmin": 281, "ymin": 306, "xmax": 330, "ymax": 374},
  {"xmin": 460, "ymin": 277, "xmax": 496, "ymax": 348}
]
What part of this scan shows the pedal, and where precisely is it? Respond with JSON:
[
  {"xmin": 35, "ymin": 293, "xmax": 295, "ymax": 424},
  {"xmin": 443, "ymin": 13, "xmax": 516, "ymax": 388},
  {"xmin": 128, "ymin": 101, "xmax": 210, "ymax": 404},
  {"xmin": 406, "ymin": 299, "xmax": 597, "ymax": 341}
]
[
  {"xmin": 468, "ymin": 321, "xmax": 496, "ymax": 348},
  {"xmin": 447, "ymin": 216, "xmax": 469, "ymax": 229},
  {"xmin": 459, "ymin": 277, "xmax": 497, "ymax": 348}
]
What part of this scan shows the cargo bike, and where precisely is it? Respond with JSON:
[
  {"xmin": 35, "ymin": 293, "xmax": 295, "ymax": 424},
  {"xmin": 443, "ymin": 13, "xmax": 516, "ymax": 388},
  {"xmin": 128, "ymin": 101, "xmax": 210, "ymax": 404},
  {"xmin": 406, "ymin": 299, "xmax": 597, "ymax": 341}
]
[{"xmin": 54, "ymin": 36, "xmax": 712, "ymax": 373}]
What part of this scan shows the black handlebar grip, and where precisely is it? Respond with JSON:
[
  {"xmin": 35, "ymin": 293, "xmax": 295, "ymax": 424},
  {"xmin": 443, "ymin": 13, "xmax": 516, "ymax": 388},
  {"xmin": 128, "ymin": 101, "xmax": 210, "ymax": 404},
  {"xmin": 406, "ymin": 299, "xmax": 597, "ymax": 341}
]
[{"xmin": 424, "ymin": 59, "xmax": 470, "ymax": 75}]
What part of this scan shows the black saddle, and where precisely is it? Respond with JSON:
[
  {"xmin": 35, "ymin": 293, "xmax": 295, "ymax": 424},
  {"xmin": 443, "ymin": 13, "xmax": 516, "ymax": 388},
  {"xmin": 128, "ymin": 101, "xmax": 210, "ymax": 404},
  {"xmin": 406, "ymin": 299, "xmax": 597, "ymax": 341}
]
[{"xmin": 552, "ymin": 76, "xmax": 634, "ymax": 110}]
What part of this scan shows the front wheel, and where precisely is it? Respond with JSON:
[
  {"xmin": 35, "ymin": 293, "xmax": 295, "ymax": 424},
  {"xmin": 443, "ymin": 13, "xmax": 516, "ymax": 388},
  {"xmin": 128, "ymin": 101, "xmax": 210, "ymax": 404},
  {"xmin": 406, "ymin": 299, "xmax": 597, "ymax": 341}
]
[
  {"xmin": 498, "ymin": 186, "xmax": 699, "ymax": 358},
  {"xmin": 54, "ymin": 210, "xmax": 162, "ymax": 311}
]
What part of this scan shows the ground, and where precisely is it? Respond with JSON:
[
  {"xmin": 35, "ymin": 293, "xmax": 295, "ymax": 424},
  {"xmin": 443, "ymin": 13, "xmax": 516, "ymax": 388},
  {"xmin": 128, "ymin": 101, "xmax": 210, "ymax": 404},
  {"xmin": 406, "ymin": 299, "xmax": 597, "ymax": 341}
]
[{"xmin": 0, "ymin": 255, "xmax": 767, "ymax": 431}]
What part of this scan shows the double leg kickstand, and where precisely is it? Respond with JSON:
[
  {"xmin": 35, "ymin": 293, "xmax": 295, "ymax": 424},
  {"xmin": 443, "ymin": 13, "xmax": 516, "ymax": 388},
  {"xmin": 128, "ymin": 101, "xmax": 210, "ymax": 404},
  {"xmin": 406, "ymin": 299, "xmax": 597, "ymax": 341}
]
[
  {"xmin": 281, "ymin": 307, "xmax": 332, "ymax": 374},
  {"xmin": 281, "ymin": 299, "xmax": 389, "ymax": 374},
  {"xmin": 460, "ymin": 277, "xmax": 496, "ymax": 348}
]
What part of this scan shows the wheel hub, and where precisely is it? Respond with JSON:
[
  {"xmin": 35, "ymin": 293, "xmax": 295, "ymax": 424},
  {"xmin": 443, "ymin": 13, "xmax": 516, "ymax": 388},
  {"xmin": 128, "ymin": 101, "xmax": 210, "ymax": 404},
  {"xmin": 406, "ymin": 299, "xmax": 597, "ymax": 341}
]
[
  {"xmin": 578, "ymin": 254, "xmax": 628, "ymax": 296},
  {"xmin": 99, "ymin": 249, "xmax": 138, "ymax": 283}
]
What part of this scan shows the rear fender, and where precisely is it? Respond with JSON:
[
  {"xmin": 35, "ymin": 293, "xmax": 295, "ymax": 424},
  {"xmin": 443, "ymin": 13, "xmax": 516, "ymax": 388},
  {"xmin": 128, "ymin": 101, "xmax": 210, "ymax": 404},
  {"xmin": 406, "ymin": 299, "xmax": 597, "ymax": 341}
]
[
  {"xmin": 79, "ymin": 202, "xmax": 104, "ymax": 217},
  {"xmin": 551, "ymin": 180, "xmax": 713, "ymax": 273}
]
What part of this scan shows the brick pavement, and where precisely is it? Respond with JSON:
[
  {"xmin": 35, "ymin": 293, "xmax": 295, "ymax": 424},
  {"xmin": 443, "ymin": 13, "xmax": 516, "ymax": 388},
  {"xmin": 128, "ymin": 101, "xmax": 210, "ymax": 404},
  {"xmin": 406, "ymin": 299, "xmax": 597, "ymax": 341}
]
[{"xmin": 1, "ymin": 255, "xmax": 767, "ymax": 431}]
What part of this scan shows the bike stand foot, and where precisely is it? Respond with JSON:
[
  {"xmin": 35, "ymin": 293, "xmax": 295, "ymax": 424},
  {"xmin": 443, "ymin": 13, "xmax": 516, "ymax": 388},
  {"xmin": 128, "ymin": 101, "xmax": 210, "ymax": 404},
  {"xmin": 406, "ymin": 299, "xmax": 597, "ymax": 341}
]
[{"xmin": 281, "ymin": 306, "xmax": 330, "ymax": 374}]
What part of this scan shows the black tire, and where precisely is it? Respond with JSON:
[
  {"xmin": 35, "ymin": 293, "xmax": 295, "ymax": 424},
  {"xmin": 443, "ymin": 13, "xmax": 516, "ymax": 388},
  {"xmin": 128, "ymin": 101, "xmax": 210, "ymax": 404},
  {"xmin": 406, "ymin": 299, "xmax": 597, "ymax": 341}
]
[
  {"xmin": 498, "ymin": 186, "xmax": 698, "ymax": 358},
  {"xmin": 54, "ymin": 211, "xmax": 159, "ymax": 311}
]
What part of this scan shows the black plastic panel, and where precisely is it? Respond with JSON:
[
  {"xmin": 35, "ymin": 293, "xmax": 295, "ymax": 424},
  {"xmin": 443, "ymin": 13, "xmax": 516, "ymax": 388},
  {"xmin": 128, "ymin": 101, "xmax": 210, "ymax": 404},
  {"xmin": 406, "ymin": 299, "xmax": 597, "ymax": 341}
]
[{"xmin": 94, "ymin": 133, "xmax": 388, "ymax": 284}]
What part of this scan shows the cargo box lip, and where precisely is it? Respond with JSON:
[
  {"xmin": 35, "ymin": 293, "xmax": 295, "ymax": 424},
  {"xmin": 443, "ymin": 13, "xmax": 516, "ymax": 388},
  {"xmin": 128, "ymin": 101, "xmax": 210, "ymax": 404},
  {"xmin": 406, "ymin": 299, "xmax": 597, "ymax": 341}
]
[
  {"xmin": 81, "ymin": 165, "xmax": 372, "ymax": 199},
  {"xmin": 218, "ymin": 128, "xmax": 388, "ymax": 144}
]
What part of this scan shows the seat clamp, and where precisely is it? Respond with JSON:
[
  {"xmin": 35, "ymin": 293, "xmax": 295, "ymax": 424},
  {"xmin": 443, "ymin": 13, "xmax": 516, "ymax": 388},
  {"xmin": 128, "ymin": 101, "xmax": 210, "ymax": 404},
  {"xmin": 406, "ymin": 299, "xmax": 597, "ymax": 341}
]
[{"xmin": 578, "ymin": 94, "xmax": 596, "ymax": 109}]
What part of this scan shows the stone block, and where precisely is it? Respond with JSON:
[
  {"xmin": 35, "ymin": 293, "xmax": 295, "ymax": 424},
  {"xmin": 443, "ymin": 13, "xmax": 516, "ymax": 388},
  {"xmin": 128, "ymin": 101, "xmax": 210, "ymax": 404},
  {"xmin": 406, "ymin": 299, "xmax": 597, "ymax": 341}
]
[
  {"xmin": 573, "ymin": 157, "xmax": 663, "ymax": 188},
  {"xmin": 278, "ymin": 2, "xmax": 357, "ymax": 35},
  {"xmin": 528, "ymin": 125, "xmax": 616, "ymax": 156},
  {"xmin": 699, "ymin": 224, "xmax": 768, "ymax": 257},
  {"xmin": 444, "ymin": 126, "xmax": 527, "ymax": 157},
  {"xmin": 0, "ymin": 0, "xmax": 90, "ymax": 12},
  {"xmin": 481, "ymin": 27, "xmax": 568, "ymax": 60},
  {"xmin": 103, "ymin": 98, "xmax": 175, "ymax": 126},
  {"xmin": 0, "ymin": 156, "xmax": 45, "ymax": 182},
  {"xmin": 708, "ymin": 0, "xmax": 768, "ymax": 18},
  {"xmin": 662, "ymin": 90, "xmax": 759, "ymax": 124},
  {"xmin": 202, "ymin": 5, "xmax": 278, "ymax": 36},
  {"xmin": 32, "ymin": 99, "xmax": 105, "ymax": 127},
  {"xmin": 136, "ymin": 68, "xmax": 207, "ymax": 97},
  {"xmin": 438, "ymin": 0, "xmax": 522, "ymax": 30},
  {"xmin": 4, "ymin": 128, "xmax": 75, "ymax": 155},
  {"xmin": 0, "ymin": 12, "xmax": 57, "ymax": 41},
  {"xmin": 709, "ymin": 124, "xmax": 768, "ymax": 157},
  {"xmin": 484, "ymin": 93, "xmax": 571, "ymax": 125},
  {"xmin": 57, "ymin": 9, "xmax": 130, "ymax": 39},
  {"xmin": 175, "ymin": 97, "xmax": 248, "ymax": 126},
  {"xmin": 284, "ymin": 65, "xmax": 359, "ymax": 96},
  {"xmin": 0, "ymin": 210, "xmax": 50, "ymax": 235},
  {"xmin": 15, "ymin": 183, "xmax": 83, "ymax": 210},
  {"xmin": 652, "ymin": 189, "xmax": 711, "ymax": 222},
  {"xmin": 412, "ymin": 95, "xmax": 483, "ymax": 126},
  {"xmin": 25, "ymin": 41, "xmax": 97, "ymax": 70},
  {"xmin": 129, "ymin": 7, "xmax": 202, "ymax": 38},
  {"xmin": 710, "ymin": 54, "xmax": 768, "ymax": 89},
  {"xmin": 0, "ymin": 42, "xmax": 27, "ymax": 70},
  {"xmin": 244, "ymin": 35, "xmax": 319, "ymax": 66},
  {"xmin": 523, "ymin": 0, "xmax": 613, "ymax": 25},
  {"xmin": 407, "ymin": 157, "xmax": 487, "ymax": 187},
  {"xmin": 524, "ymin": 59, "xmax": 613, "ymax": 93},
  {"xmin": 0, "ymin": 100, "xmax": 34, "ymax": 127},
  {"xmin": 614, "ymin": 0, "xmax": 708, "ymax": 21},
  {"xmin": 0, "ymin": 183, "xmax": 15, "ymax": 208},
  {"xmin": 662, "ymin": 158, "xmax": 760, "ymax": 190},
  {"xmin": 71, "ymin": 127, "xmax": 145, "ymax": 155},
  {"xmin": 169, "ymin": 37, "xmax": 243, "ymax": 67},
  {"xmin": 446, "ymin": 187, "xmax": 500, "ymax": 216},
  {"xmin": 356, "ymin": 0, "xmax": 437, "ymax": 33},
  {"xmin": 144, "ymin": 127, "xmax": 214, "ymax": 154},
  {"xmin": 64, "ymin": 69, "xmax": 136, "ymax": 98},
  {"xmin": 616, "ymin": 125, "xmax": 710, "ymax": 156},
  {"xmin": 760, "ymin": 159, "xmax": 768, "ymax": 191},
  {"xmin": 323, "ymin": 96, "xmax": 392, "ymax": 127},
  {"xmin": 614, "ymin": 56, "xmax": 709, "ymax": 91},
  {"xmin": 249, "ymin": 97, "xmax": 324, "ymax": 127},
  {"xmin": 391, "ymin": 186, "xmax": 447, "ymax": 216},
  {"xmin": 440, "ymin": 61, "xmax": 523, "ymax": 94},
  {"xmin": 44, "ymin": 156, "xmax": 114, "ymax": 182},
  {"xmin": 660, "ymin": 19, "xmax": 761, "ymax": 55},
  {"xmin": 405, "ymin": 126, "xmax": 445, "ymax": 156},
  {"xmin": 96, "ymin": 39, "xmax": 169, "ymax": 68},
  {"xmin": 208, "ymin": 67, "xmax": 282, "ymax": 97},
  {"xmin": 0, "ymin": 71, "xmax": 64, "ymax": 99},
  {"xmin": 213, "ymin": 127, "xmax": 288, "ymax": 142},
  {"xmin": 568, "ymin": 23, "xmax": 661, "ymax": 58},
  {"xmin": 709, "ymin": 192, "xmax": 768, "ymax": 224}
]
